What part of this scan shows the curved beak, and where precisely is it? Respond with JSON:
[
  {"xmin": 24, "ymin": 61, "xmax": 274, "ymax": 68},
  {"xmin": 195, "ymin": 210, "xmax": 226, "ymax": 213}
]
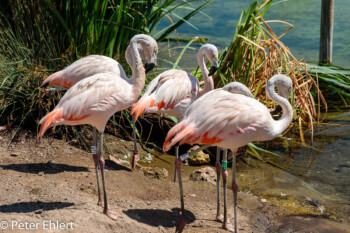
[
  {"xmin": 270, "ymin": 105, "xmax": 282, "ymax": 115},
  {"xmin": 145, "ymin": 63, "xmax": 155, "ymax": 74},
  {"xmin": 208, "ymin": 60, "xmax": 219, "ymax": 76},
  {"xmin": 144, "ymin": 56, "xmax": 156, "ymax": 74}
]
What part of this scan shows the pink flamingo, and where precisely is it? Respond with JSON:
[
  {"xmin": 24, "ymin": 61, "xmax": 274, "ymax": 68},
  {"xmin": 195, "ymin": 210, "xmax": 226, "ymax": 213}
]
[
  {"xmin": 40, "ymin": 44, "xmax": 149, "ymax": 89},
  {"xmin": 40, "ymin": 43, "xmax": 151, "ymax": 170},
  {"xmin": 163, "ymin": 74, "xmax": 293, "ymax": 232},
  {"xmin": 131, "ymin": 44, "xmax": 218, "ymax": 171},
  {"xmin": 213, "ymin": 82, "xmax": 253, "ymax": 224},
  {"xmin": 37, "ymin": 34, "xmax": 158, "ymax": 219}
]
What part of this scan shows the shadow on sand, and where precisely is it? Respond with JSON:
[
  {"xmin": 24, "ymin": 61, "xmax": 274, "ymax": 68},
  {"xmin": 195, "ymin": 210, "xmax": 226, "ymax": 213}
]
[
  {"xmin": 0, "ymin": 161, "xmax": 88, "ymax": 174},
  {"xmin": 123, "ymin": 208, "xmax": 196, "ymax": 227},
  {"xmin": 0, "ymin": 201, "xmax": 74, "ymax": 213}
]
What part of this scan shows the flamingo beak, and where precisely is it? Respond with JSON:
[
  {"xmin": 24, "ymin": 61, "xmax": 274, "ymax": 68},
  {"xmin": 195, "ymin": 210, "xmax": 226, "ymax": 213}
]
[
  {"xmin": 208, "ymin": 60, "xmax": 219, "ymax": 76},
  {"xmin": 145, "ymin": 63, "xmax": 155, "ymax": 73},
  {"xmin": 145, "ymin": 57, "xmax": 156, "ymax": 74}
]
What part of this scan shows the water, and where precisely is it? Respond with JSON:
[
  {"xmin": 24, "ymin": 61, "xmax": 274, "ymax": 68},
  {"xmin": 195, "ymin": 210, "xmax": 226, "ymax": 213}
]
[{"xmin": 171, "ymin": 0, "xmax": 350, "ymax": 68}]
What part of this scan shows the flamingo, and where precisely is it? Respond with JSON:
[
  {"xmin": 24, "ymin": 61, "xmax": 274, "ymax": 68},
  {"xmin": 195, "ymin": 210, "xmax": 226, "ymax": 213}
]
[
  {"xmin": 37, "ymin": 34, "xmax": 158, "ymax": 219},
  {"xmin": 163, "ymin": 74, "xmax": 293, "ymax": 232},
  {"xmin": 213, "ymin": 82, "xmax": 253, "ymax": 224},
  {"xmin": 131, "ymin": 43, "xmax": 218, "ymax": 170},
  {"xmin": 40, "ymin": 43, "xmax": 150, "ymax": 170},
  {"xmin": 40, "ymin": 44, "xmax": 149, "ymax": 89}
]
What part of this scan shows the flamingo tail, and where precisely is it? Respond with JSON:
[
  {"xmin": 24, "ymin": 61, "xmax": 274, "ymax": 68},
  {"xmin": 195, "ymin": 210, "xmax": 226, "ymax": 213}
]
[
  {"xmin": 131, "ymin": 96, "xmax": 155, "ymax": 121},
  {"xmin": 163, "ymin": 121, "xmax": 194, "ymax": 152},
  {"xmin": 38, "ymin": 109, "xmax": 63, "ymax": 138}
]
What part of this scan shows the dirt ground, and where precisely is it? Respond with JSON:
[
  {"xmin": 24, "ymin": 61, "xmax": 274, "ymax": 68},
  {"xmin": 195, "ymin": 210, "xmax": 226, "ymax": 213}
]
[{"xmin": 0, "ymin": 130, "xmax": 349, "ymax": 233}]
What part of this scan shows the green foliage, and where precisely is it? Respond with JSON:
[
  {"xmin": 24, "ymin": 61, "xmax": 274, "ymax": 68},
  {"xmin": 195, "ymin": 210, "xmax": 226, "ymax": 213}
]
[
  {"xmin": 306, "ymin": 64, "xmax": 350, "ymax": 103},
  {"xmin": 0, "ymin": 0, "xmax": 212, "ymax": 139}
]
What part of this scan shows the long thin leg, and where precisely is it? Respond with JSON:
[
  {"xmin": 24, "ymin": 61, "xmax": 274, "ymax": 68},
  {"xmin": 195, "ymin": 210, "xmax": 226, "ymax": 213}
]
[
  {"xmin": 216, "ymin": 147, "xmax": 224, "ymax": 222},
  {"xmin": 173, "ymin": 117, "xmax": 182, "ymax": 182},
  {"xmin": 98, "ymin": 132, "xmax": 118, "ymax": 220},
  {"xmin": 175, "ymin": 146, "xmax": 185, "ymax": 233},
  {"xmin": 131, "ymin": 114, "xmax": 139, "ymax": 170},
  {"xmin": 174, "ymin": 145, "xmax": 179, "ymax": 182},
  {"xmin": 232, "ymin": 152, "xmax": 238, "ymax": 233},
  {"xmin": 92, "ymin": 128, "xmax": 102, "ymax": 206},
  {"xmin": 222, "ymin": 149, "xmax": 234, "ymax": 232}
]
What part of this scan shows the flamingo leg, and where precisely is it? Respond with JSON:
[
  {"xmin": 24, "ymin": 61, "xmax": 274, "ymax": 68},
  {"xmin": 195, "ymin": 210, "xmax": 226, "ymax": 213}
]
[
  {"xmin": 222, "ymin": 150, "xmax": 234, "ymax": 232},
  {"xmin": 92, "ymin": 128, "xmax": 102, "ymax": 207},
  {"xmin": 173, "ymin": 145, "xmax": 179, "ymax": 182},
  {"xmin": 232, "ymin": 152, "xmax": 238, "ymax": 233},
  {"xmin": 215, "ymin": 147, "xmax": 224, "ymax": 222},
  {"xmin": 98, "ymin": 132, "xmax": 118, "ymax": 220},
  {"xmin": 175, "ymin": 146, "xmax": 186, "ymax": 233},
  {"xmin": 131, "ymin": 114, "xmax": 139, "ymax": 170}
]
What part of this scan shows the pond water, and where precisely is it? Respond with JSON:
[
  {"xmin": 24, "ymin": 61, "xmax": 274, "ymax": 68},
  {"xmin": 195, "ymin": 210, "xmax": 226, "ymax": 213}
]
[{"xmin": 166, "ymin": 0, "xmax": 350, "ymax": 68}]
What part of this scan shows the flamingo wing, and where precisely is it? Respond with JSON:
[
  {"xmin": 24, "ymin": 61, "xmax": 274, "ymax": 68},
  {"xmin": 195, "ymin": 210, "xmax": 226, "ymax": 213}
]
[
  {"xmin": 163, "ymin": 89, "xmax": 271, "ymax": 151},
  {"xmin": 39, "ymin": 72, "xmax": 130, "ymax": 137},
  {"xmin": 131, "ymin": 69, "xmax": 199, "ymax": 120},
  {"xmin": 41, "ymin": 55, "xmax": 127, "ymax": 88}
]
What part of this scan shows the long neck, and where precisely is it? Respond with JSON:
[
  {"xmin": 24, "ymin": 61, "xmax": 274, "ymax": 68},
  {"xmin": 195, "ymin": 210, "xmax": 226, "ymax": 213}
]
[
  {"xmin": 267, "ymin": 83, "xmax": 293, "ymax": 137},
  {"xmin": 130, "ymin": 40, "xmax": 146, "ymax": 100},
  {"xmin": 197, "ymin": 52, "xmax": 214, "ymax": 98}
]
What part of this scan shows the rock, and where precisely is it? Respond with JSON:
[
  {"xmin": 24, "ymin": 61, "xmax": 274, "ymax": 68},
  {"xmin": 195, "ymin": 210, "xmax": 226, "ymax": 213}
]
[
  {"xmin": 189, "ymin": 167, "xmax": 216, "ymax": 185},
  {"xmin": 187, "ymin": 145, "xmax": 210, "ymax": 165},
  {"xmin": 34, "ymin": 210, "xmax": 43, "ymax": 214},
  {"xmin": 141, "ymin": 167, "xmax": 168, "ymax": 179}
]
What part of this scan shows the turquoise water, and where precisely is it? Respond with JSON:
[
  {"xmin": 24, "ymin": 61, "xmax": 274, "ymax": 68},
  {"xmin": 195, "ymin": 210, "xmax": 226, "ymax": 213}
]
[{"xmin": 175, "ymin": 0, "xmax": 350, "ymax": 68}]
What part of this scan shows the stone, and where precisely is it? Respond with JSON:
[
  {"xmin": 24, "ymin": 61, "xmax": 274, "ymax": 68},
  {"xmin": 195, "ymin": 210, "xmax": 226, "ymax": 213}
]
[
  {"xmin": 189, "ymin": 167, "xmax": 216, "ymax": 185},
  {"xmin": 187, "ymin": 145, "xmax": 210, "ymax": 165},
  {"xmin": 141, "ymin": 167, "xmax": 168, "ymax": 179}
]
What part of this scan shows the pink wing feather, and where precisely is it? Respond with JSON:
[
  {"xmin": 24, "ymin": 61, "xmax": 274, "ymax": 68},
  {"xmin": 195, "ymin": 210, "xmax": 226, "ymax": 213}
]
[
  {"xmin": 163, "ymin": 89, "xmax": 272, "ymax": 152},
  {"xmin": 131, "ymin": 69, "xmax": 199, "ymax": 120},
  {"xmin": 41, "ymin": 55, "xmax": 127, "ymax": 88},
  {"xmin": 38, "ymin": 72, "xmax": 133, "ymax": 137}
]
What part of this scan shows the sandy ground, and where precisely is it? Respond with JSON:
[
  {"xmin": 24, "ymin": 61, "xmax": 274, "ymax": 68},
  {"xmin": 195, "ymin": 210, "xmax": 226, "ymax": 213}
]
[{"xmin": 0, "ymin": 130, "xmax": 349, "ymax": 233}]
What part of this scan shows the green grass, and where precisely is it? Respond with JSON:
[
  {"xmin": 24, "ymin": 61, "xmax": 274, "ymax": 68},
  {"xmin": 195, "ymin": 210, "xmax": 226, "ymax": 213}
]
[{"xmin": 0, "ymin": 0, "xmax": 212, "ymax": 142}]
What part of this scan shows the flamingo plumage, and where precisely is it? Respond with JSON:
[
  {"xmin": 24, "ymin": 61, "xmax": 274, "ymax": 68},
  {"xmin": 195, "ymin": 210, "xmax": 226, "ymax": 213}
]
[
  {"xmin": 38, "ymin": 34, "xmax": 158, "ymax": 220},
  {"xmin": 131, "ymin": 44, "xmax": 218, "ymax": 172},
  {"xmin": 40, "ymin": 43, "xmax": 149, "ymax": 89},
  {"xmin": 131, "ymin": 43, "xmax": 219, "ymax": 120},
  {"xmin": 163, "ymin": 74, "xmax": 293, "ymax": 232},
  {"xmin": 131, "ymin": 44, "xmax": 218, "ymax": 230}
]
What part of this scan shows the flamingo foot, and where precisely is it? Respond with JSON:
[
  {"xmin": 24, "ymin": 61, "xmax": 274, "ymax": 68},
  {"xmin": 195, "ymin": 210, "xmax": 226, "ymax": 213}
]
[
  {"xmin": 103, "ymin": 209, "xmax": 118, "ymax": 220},
  {"xmin": 222, "ymin": 221, "xmax": 235, "ymax": 232},
  {"xmin": 216, "ymin": 214, "xmax": 224, "ymax": 223},
  {"xmin": 175, "ymin": 215, "xmax": 186, "ymax": 233}
]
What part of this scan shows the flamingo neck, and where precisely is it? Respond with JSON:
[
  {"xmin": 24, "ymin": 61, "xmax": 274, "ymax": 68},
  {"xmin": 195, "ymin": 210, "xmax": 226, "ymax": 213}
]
[
  {"xmin": 267, "ymin": 83, "xmax": 293, "ymax": 137},
  {"xmin": 197, "ymin": 51, "xmax": 213, "ymax": 98},
  {"xmin": 130, "ymin": 39, "xmax": 146, "ymax": 100}
]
